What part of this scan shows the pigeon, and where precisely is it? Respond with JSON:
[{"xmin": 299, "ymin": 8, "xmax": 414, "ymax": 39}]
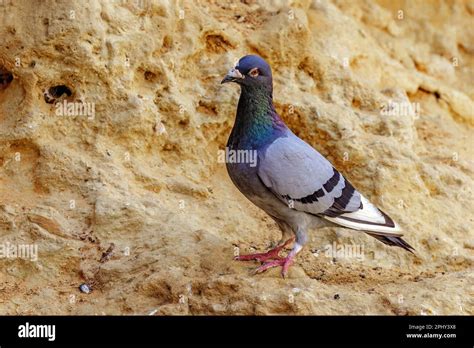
[{"xmin": 221, "ymin": 55, "xmax": 414, "ymax": 277}]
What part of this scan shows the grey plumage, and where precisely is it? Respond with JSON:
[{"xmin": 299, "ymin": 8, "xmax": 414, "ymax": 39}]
[{"xmin": 258, "ymin": 134, "xmax": 361, "ymax": 216}]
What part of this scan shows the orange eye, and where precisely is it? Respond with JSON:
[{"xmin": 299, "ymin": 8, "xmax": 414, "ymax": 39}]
[{"xmin": 249, "ymin": 68, "xmax": 259, "ymax": 77}]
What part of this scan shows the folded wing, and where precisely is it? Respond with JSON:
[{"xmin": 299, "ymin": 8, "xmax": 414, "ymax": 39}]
[{"xmin": 258, "ymin": 133, "xmax": 402, "ymax": 234}]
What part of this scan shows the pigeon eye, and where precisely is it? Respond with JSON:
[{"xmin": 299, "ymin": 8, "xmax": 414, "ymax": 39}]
[{"xmin": 249, "ymin": 68, "xmax": 259, "ymax": 77}]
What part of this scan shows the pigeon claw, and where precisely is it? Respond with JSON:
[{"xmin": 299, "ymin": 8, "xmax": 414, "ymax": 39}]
[
  {"xmin": 234, "ymin": 248, "xmax": 282, "ymax": 262},
  {"xmin": 234, "ymin": 237, "xmax": 295, "ymax": 263},
  {"xmin": 254, "ymin": 256, "xmax": 295, "ymax": 278}
]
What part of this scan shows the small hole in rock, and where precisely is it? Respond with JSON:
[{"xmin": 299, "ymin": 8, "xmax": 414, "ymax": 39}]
[
  {"xmin": 44, "ymin": 85, "xmax": 72, "ymax": 104},
  {"xmin": 144, "ymin": 71, "xmax": 157, "ymax": 81},
  {"xmin": 0, "ymin": 67, "xmax": 13, "ymax": 90}
]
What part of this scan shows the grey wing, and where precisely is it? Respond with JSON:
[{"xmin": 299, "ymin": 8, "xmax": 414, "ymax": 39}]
[{"xmin": 257, "ymin": 134, "xmax": 361, "ymax": 216}]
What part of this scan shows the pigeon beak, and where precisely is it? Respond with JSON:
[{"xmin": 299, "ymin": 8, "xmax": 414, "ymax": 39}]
[{"xmin": 221, "ymin": 67, "xmax": 244, "ymax": 84}]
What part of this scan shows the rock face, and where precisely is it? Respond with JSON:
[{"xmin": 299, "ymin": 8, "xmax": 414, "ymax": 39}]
[{"xmin": 0, "ymin": 0, "xmax": 472, "ymax": 315}]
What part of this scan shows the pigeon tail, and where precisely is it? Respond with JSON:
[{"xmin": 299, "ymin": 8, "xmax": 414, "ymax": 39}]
[
  {"xmin": 322, "ymin": 195, "xmax": 415, "ymax": 253},
  {"xmin": 323, "ymin": 195, "xmax": 402, "ymax": 233},
  {"xmin": 365, "ymin": 232, "xmax": 415, "ymax": 253}
]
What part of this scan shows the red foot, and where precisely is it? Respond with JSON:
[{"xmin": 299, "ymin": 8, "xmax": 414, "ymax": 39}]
[
  {"xmin": 234, "ymin": 238, "xmax": 294, "ymax": 263},
  {"xmin": 254, "ymin": 255, "xmax": 295, "ymax": 278}
]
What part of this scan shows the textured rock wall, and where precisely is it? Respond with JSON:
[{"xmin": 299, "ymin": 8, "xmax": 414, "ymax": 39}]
[{"xmin": 0, "ymin": 0, "xmax": 472, "ymax": 314}]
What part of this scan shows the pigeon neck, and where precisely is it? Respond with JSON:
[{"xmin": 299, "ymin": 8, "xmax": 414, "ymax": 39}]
[
  {"xmin": 230, "ymin": 85, "xmax": 287, "ymax": 148},
  {"xmin": 238, "ymin": 85, "xmax": 274, "ymax": 117}
]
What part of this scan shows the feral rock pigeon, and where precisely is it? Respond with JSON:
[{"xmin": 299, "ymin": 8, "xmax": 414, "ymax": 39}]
[{"xmin": 221, "ymin": 55, "xmax": 414, "ymax": 277}]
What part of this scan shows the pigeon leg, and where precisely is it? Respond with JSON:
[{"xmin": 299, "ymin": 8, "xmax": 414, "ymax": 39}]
[
  {"xmin": 234, "ymin": 237, "xmax": 295, "ymax": 262},
  {"xmin": 254, "ymin": 241, "xmax": 303, "ymax": 278}
]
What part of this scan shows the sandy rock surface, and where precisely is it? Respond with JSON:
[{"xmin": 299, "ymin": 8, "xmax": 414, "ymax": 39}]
[{"xmin": 0, "ymin": 0, "xmax": 472, "ymax": 314}]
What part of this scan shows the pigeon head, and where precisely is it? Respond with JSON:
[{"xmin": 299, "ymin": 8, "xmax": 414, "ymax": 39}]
[{"xmin": 221, "ymin": 55, "xmax": 272, "ymax": 91}]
